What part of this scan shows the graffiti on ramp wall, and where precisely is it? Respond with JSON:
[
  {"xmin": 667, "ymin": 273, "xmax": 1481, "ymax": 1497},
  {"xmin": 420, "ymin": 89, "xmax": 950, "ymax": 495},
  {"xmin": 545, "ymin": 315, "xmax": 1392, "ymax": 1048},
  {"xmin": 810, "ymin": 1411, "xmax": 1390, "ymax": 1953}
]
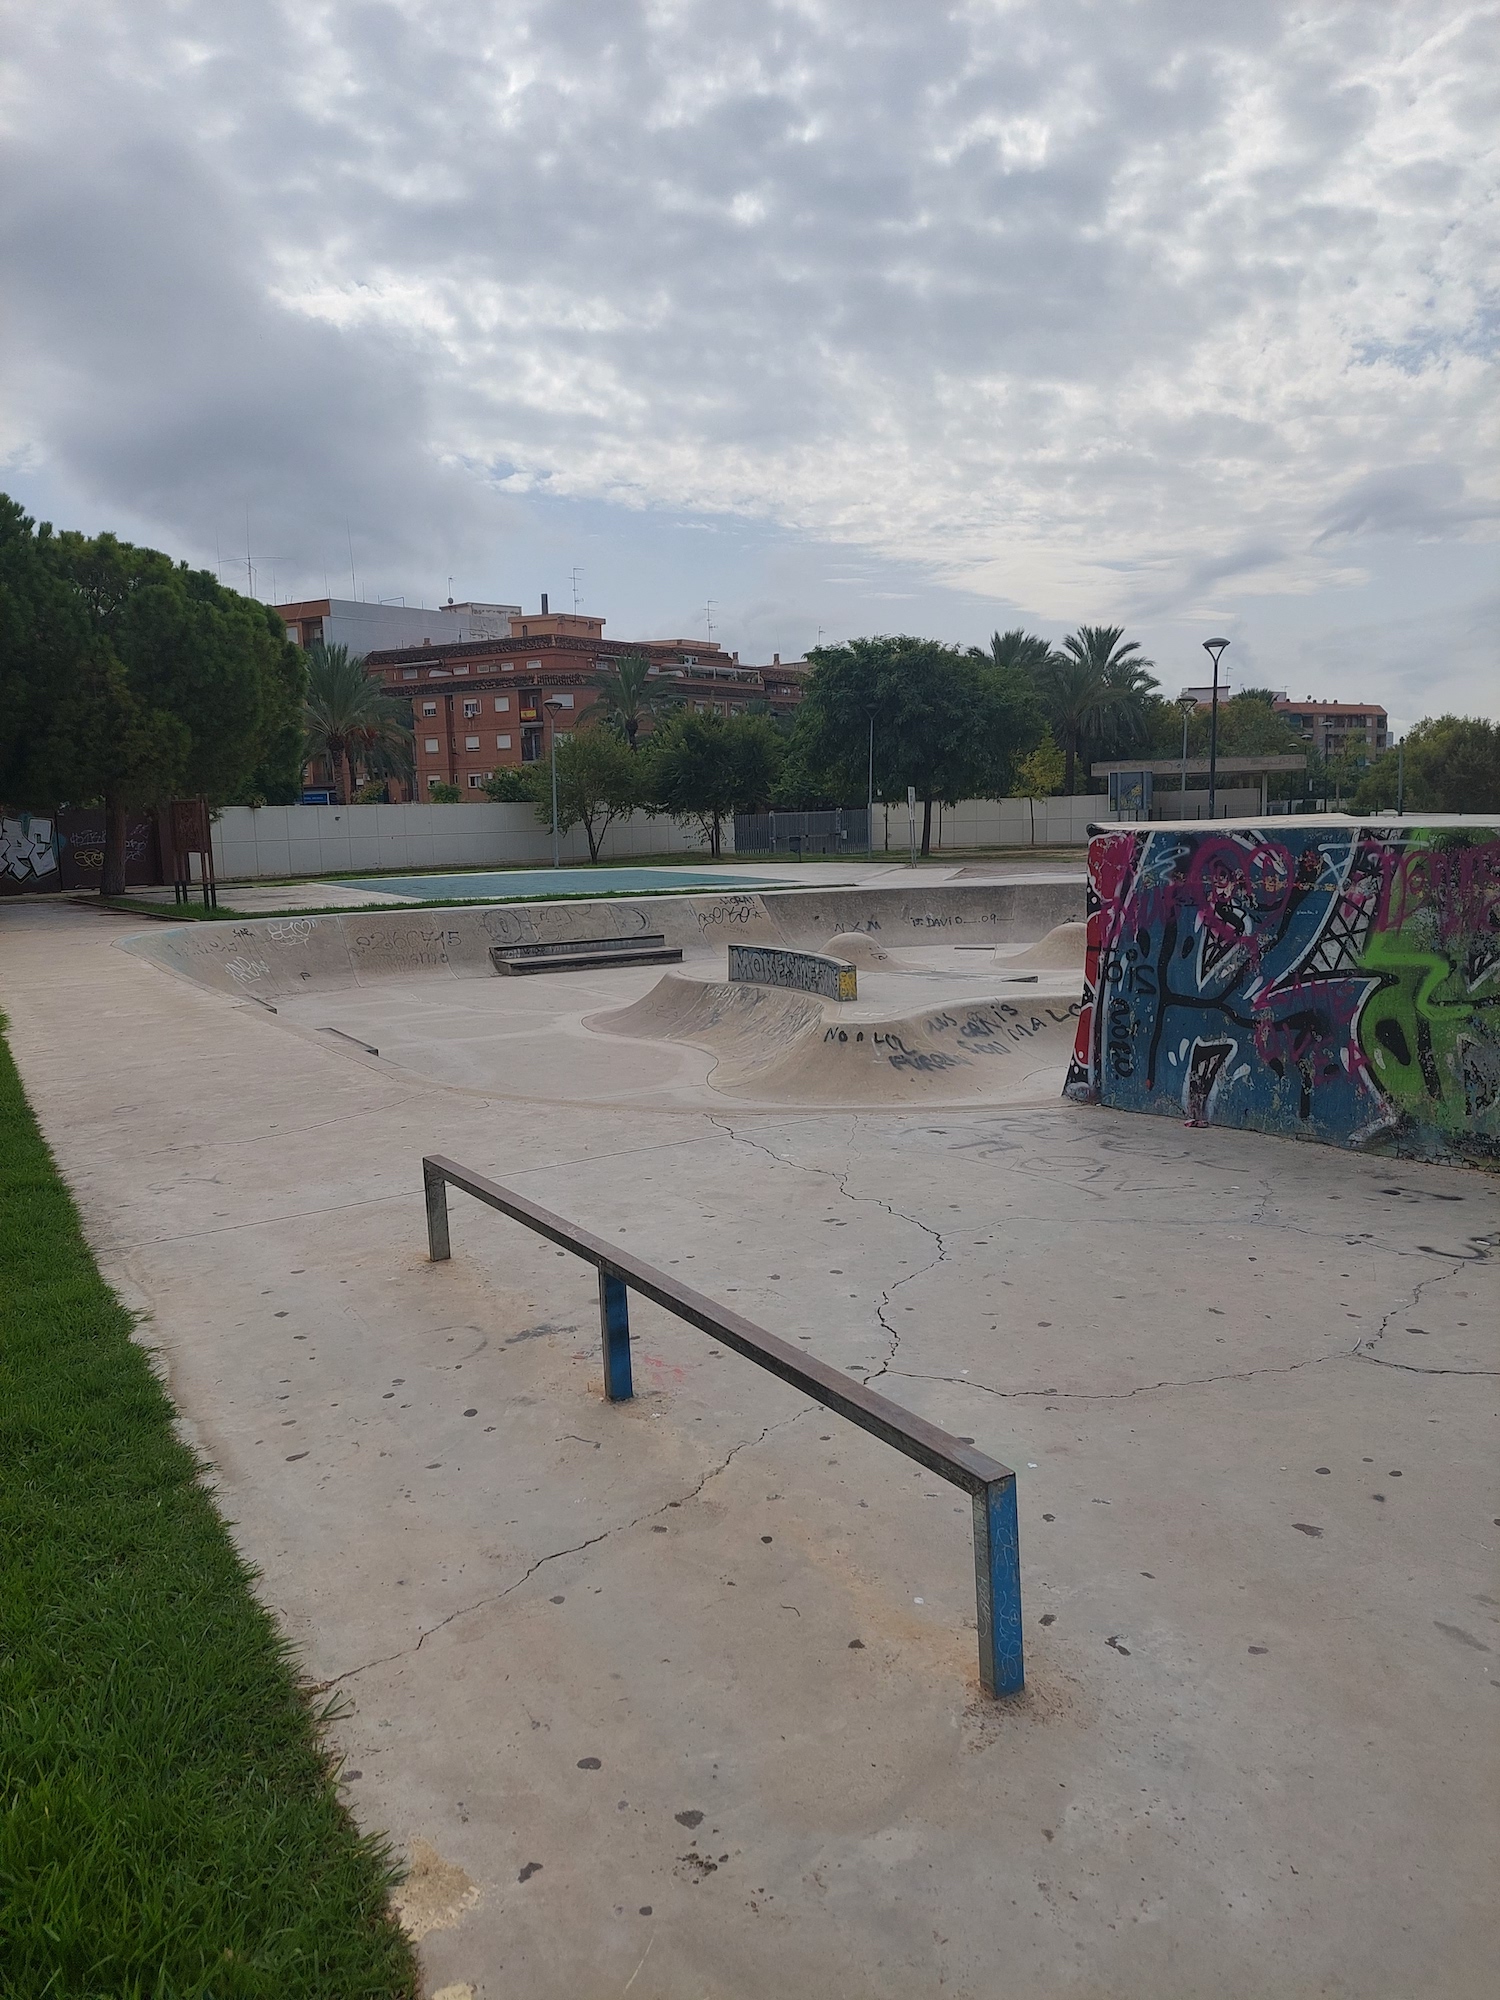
[{"xmin": 1066, "ymin": 822, "xmax": 1500, "ymax": 1164}]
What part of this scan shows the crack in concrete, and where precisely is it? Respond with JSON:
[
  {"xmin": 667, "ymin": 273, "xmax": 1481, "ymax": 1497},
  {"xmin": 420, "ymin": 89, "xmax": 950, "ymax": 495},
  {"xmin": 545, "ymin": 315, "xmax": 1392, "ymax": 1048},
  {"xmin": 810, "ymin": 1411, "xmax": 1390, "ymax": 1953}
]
[
  {"xmin": 1348, "ymin": 1230, "xmax": 1499, "ymax": 1377},
  {"xmin": 888, "ymin": 1348, "xmax": 1342, "ymax": 1404},
  {"xmin": 308, "ymin": 1409, "xmax": 808, "ymax": 1694},
  {"xmin": 706, "ymin": 1112, "xmax": 947, "ymax": 1382}
]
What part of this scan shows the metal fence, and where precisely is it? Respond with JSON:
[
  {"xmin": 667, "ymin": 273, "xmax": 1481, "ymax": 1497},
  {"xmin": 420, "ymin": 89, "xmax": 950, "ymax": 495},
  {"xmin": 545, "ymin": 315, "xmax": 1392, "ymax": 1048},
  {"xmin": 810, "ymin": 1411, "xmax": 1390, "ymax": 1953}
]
[
  {"xmin": 733, "ymin": 808, "xmax": 870, "ymax": 855},
  {"xmin": 422, "ymin": 1154, "xmax": 1023, "ymax": 1697}
]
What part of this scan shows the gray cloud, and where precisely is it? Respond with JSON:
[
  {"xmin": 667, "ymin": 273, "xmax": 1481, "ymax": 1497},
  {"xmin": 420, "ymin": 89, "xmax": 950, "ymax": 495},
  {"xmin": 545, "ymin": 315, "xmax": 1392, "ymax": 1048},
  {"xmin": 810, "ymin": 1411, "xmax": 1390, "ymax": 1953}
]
[{"xmin": 1, "ymin": 0, "xmax": 1495, "ymax": 707}]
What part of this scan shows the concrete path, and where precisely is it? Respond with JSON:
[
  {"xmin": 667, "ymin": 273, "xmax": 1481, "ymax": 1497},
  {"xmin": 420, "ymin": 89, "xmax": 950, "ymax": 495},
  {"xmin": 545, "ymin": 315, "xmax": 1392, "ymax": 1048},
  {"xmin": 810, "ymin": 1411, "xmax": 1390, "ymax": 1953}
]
[{"xmin": 2, "ymin": 900, "xmax": 1496, "ymax": 1999}]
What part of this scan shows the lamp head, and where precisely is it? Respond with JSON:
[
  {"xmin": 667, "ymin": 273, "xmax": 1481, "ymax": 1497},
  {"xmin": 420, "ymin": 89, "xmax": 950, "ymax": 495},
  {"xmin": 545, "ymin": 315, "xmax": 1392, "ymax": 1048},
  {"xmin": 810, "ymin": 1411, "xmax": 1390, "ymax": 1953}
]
[
  {"xmin": 544, "ymin": 695, "xmax": 566, "ymax": 710},
  {"xmin": 1202, "ymin": 637, "xmax": 1230, "ymax": 670},
  {"xmin": 1176, "ymin": 693, "xmax": 1199, "ymax": 715}
]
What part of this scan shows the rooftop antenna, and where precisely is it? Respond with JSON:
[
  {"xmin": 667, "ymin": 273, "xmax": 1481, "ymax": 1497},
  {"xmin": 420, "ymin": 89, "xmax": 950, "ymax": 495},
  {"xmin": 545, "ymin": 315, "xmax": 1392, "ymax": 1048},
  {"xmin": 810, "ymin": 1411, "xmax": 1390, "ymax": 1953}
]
[
  {"xmin": 705, "ymin": 598, "xmax": 716, "ymax": 641},
  {"xmin": 347, "ymin": 521, "xmax": 358, "ymax": 602},
  {"xmin": 570, "ymin": 566, "xmax": 583, "ymax": 614},
  {"xmin": 447, "ymin": 574, "xmax": 454, "ymax": 605}
]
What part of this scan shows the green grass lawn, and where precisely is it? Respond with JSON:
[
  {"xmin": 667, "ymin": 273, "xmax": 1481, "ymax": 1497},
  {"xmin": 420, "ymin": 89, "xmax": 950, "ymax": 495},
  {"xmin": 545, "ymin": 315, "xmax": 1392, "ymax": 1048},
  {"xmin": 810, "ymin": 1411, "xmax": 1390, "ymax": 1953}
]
[{"xmin": 0, "ymin": 1018, "xmax": 418, "ymax": 1998}]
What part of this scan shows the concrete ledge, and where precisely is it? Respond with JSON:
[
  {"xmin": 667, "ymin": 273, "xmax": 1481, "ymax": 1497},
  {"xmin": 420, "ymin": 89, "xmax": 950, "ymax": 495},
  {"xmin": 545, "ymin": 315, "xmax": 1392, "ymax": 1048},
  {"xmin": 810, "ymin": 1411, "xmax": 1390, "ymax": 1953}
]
[{"xmin": 729, "ymin": 941, "xmax": 857, "ymax": 1001}]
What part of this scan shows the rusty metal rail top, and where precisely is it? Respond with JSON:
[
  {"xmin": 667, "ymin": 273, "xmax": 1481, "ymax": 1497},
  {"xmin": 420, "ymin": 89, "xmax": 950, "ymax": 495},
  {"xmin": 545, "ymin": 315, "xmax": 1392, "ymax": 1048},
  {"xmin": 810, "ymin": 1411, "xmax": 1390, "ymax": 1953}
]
[{"xmin": 421, "ymin": 1152, "xmax": 1023, "ymax": 1697}]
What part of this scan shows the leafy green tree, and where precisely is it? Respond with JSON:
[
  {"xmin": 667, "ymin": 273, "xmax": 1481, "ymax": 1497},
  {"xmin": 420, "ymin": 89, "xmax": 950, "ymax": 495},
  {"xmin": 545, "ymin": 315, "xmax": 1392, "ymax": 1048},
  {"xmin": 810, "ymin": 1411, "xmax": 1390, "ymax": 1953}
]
[
  {"xmin": 1013, "ymin": 729, "xmax": 1065, "ymax": 846},
  {"xmin": 428, "ymin": 780, "xmax": 461, "ymax": 803},
  {"xmin": 1352, "ymin": 716, "xmax": 1500, "ymax": 815},
  {"xmin": 0, "ymin": 496, "xmax": 95, "ymax": 812},
  {"xmin": 588, "ymin": 653, "xmax": 678, "ymax": 750},
  {"xmin": 643, "ymin": 710, "xmax": 783, "ymax": 856},
  {"xmin": 2, "ymin": 510, "xmax": 307, "ymax": 893},
  {"xmin": 794, "ymin": 636, "xmax": 1042, "ymax": 855},
  {"xmin": 540, "ymin": 727, "xmax": 642, "ymax": 860},
  {"xmin": 480, "ymin": 765, "xmax": 539, "ymax": 803},
  {"xmin": 302, "ymin": 642, "xmax": 408, "ymax": 806}
]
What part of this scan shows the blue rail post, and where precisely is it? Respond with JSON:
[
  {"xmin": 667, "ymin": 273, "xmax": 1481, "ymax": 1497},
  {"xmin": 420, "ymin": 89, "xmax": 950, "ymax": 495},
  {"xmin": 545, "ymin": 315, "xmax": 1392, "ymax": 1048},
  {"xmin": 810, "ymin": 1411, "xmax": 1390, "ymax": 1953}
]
[
  {"xmin": 973, "ymin": 1474, "xmax": 1024, "ymax": 1697},
  {"xmin": 598, "ymin": 1268, "xmax": 633, "ymax": 1402}
]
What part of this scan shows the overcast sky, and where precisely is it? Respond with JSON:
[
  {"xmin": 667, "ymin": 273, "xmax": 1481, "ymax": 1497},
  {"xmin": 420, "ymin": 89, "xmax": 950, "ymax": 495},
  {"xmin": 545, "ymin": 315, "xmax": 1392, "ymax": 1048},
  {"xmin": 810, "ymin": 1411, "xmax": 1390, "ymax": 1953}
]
[{"xmin": 3, "ymin": 1, "xmax": 1496, "ymax": 725}]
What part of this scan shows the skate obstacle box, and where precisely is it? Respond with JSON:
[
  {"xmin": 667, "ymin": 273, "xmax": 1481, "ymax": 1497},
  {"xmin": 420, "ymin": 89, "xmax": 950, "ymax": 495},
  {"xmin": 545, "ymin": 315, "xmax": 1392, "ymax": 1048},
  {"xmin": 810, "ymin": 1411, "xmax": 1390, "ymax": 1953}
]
[
  {"xmin": 490, "ymin": 933, "xmax": 682, "ymax": 975},
  {"xmin": 421, "ymin": 1153, "xmax": 1024, "ymax": 1697},
  {"xmin": 728, "ymin": 942, "xmax": 858, "ymax": 1002}
]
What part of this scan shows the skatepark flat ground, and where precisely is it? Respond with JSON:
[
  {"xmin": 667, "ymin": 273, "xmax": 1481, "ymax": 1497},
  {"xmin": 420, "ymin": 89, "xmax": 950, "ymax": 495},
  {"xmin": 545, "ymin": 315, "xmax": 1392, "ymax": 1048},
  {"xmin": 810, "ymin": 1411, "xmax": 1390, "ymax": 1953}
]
[{"xmin": 2, "ymin": 898, "xmax": 1496, "ymax": 1999}]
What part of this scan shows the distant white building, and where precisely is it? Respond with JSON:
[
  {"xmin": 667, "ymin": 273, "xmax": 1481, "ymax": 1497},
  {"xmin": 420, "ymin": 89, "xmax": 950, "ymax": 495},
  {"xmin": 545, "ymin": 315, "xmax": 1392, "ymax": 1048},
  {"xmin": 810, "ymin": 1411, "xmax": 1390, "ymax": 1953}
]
[{"xmin": 273, "ymin": 597, "xmax": 521, "ymax": 654}]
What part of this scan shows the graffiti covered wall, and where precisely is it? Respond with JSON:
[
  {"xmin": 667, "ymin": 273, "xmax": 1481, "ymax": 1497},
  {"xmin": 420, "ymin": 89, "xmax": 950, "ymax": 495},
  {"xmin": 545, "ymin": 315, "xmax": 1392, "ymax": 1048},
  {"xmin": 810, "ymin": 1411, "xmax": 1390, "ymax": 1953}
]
[{"xmin": 1066, "ymin": 821, "xmax": 1500, "ymax": 1165}]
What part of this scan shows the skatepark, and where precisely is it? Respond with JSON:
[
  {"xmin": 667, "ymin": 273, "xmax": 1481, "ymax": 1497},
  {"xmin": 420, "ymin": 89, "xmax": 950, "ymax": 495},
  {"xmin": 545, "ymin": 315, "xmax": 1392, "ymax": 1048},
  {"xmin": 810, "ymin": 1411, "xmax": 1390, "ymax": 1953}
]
[{"xmin": 1, "ymin": 858, "xmax": 1495, "ymax": 1997}]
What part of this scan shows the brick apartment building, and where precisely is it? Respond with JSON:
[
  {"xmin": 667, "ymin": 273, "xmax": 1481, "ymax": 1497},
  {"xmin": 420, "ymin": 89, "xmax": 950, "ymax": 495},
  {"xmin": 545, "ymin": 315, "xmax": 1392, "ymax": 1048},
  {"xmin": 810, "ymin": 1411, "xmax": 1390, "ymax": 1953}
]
[
  {"xmin": 1270, "ymin": 698, "xmax": 1389, "ymax": 759},
  {"xmin": 363, "ymin": 604, "xmax": 807, "ymax": 798},
  {"xmin": 1182, "ymin": 687, "xmax": 1389, "ymax": 760}
]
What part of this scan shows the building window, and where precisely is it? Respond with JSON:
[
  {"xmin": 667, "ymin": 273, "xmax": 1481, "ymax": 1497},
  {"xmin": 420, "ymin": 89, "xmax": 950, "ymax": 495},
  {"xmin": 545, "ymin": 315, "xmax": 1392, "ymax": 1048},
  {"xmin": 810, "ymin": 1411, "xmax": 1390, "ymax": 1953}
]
[
  {"xmin": 527, "ymin": 660, "xmax": 541, "ymax": 670},
  {"xmin": 553, "ymin": 692, "xmax": 575, "ymax": 709},
  {"xmin": 496, "ymin": 734, "xmax": 512, "ymax": 750},
  {"xmin": 452, "ymin": 664, "xmax": 469, "ymax": 675},
  {"xmin": 422, "ymin": 702, "xmax": 438, "ymax": 716},
  {"xmin": 462, "ymin": 698, "xmax": 480, "ymax": 717},
  {"xmin": 464, "ymin": 734, "xmax": 480, "ymax": 749},
  {"xmin": 427, "ymin": 774, "xmax": 447, "ymax": 791},
  {"xmin": 424, "ymin": 738, "xmax": 439, "ymax": 754},
  {"xmin": 494, "ymin": 696, "xmax": 510, "ymax": 712},
  {"xmin": 467, "ymin": 772, "xmax": 485, "ymax": 789},
  {"xmin": 403, "ymin": 668, "xmax": 418, "ymax": 680},
  {"xmin": 502, "ymin": 662, "xmax": 513, "ymax": 672}
]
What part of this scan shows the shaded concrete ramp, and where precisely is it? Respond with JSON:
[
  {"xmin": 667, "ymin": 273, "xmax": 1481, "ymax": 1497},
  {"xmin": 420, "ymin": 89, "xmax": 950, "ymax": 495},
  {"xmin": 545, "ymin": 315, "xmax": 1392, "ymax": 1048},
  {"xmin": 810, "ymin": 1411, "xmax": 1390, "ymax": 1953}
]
[{"xmin": 593, "ymin": 974, "xmax": 1083, "ymax": 1104}]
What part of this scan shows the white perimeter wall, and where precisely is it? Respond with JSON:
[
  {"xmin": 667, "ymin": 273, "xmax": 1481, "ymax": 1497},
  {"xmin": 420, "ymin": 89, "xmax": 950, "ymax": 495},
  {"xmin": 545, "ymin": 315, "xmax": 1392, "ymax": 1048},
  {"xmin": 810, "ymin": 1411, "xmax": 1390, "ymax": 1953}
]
[
  {"xmin": 215, "ymin": 794, "xmax": 1132, "ymax": 880},
  {"xmin": 211, "ymin": 803, "xmax": 723, "ymax": 880},
  {"xmin": 878, "ymin": 796, "xmax": 1117, "ymax": 850}
]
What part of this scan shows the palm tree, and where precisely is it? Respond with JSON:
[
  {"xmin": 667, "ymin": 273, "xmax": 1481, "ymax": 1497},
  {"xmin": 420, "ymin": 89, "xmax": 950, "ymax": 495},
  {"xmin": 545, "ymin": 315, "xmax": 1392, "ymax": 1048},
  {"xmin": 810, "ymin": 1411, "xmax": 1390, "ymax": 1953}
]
[
  {"xmin": 588, "ymin": 653, "xmax": 678, "ymax": 750},
  {"xmin": 971, "ymin": 628, "xmax": 1056, "ymax": 677},
  {"xmin": 302, "ymin": 642, "xmax": 405, "ymax": 804},
  {"xmin": 1040, "ymin": 626, "xmax": 1158, "ymax": 792}
]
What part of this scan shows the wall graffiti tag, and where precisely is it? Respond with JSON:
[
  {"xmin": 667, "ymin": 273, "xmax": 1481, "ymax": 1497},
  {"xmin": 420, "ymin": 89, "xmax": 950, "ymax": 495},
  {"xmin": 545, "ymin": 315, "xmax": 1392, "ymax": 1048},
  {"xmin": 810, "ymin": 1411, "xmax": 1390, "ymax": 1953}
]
[
  {"xmin": 728, "ymin": 944, "xmax": 858, "ymax": 1002},
  {"xmin": 1066, "ymin": 822, "xmax": 1500, "ymax": 1164},
  {"xmin": 0, "ymin": 815, "xmax": 59, "ymax": 889}
]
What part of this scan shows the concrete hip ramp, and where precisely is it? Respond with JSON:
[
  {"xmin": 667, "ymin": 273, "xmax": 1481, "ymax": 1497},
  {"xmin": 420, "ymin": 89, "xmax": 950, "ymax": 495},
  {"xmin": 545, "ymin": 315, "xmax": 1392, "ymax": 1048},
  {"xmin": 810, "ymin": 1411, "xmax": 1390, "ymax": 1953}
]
[{"xmin": 592, "ymin": 973, "xmax": 1084, "ymax": 1105}]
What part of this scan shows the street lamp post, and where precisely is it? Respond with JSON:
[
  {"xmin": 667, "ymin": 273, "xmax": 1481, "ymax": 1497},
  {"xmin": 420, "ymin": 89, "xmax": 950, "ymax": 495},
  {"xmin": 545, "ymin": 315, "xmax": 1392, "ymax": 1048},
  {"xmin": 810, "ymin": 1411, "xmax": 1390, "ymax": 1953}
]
[
  {"xmin": 866, "ymin": 709, "xmax": 876, "ymax": 858},
  {"xmin": 1396, "ymin": 735, "xmax": 1405, "ymax": 814},
  {"xmin": 545, "ymin": 697, "xmax": 567, "ymax": 867},
  {"xmin": 1202, "ymin": 638, "xmax": 1230, "ymax": 819},
  {"xmin": 1176, "ymin": 693, "xmax": 1198, "ymax": 820}
]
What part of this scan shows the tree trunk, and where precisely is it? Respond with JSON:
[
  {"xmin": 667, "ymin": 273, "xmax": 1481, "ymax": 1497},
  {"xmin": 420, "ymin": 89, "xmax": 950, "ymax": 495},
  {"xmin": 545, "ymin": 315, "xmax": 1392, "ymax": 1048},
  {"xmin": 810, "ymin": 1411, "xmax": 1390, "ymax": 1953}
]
[
  {"xmin": 338, "ymin": 747, "xmax": 353, "ymax": 806},
  {"xmin": 1029, "ymin": 796, "xmax": 1036, "ymax": 846},
  {"xmin": 100, "ymin": 792, "xmax": 129, "ymax": 898},
  {"xmin": 1063, "ymin": 738, "xmax": 1077, "ymax": 795},
  {"xmin": 710, "ymin": 813, "xmax": 721, "ymax": 858},
  {"xmin": 920, "ymin": 796, "xmax": 933, "ymax": 858},
  {"xmin": 586, "ymin": 815, "xmax": 602, "ymax": 862}
]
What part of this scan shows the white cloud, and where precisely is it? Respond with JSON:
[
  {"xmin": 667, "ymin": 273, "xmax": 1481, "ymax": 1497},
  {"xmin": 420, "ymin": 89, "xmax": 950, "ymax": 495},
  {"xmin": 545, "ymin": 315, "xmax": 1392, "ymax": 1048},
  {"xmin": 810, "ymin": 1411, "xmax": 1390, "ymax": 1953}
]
[{"xmin": 1, "ymin": 0, "xmax": 1495, "ymax": 706}]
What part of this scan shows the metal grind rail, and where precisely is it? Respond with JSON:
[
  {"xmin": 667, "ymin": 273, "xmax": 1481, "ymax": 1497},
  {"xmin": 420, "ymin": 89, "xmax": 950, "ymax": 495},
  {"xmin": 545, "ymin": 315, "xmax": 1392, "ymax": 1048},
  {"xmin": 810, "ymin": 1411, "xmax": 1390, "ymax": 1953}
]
[{"xmin": 422, "ymin": 1153, "xmax": 1023, "ymax": 1697}]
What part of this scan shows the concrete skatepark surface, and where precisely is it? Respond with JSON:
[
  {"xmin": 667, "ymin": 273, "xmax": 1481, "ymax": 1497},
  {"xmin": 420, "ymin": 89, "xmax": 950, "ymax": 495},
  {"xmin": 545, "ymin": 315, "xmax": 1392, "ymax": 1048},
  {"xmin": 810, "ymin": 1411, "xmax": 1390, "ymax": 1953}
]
[{"xmin": 2, "ymin": 891, "xmax": 1497, "ymax": 1998}]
